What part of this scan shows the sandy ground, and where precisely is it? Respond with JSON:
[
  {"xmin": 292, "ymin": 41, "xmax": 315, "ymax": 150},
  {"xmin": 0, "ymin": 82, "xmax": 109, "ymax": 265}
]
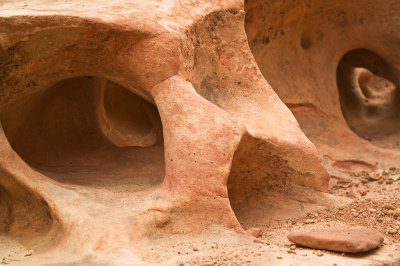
[
  {"xmin": 140, "ymin": 168, "xmax": 400, "ymax": 266},
  {"xmin": 0, "ymin": 235, "xmax": 31, "ymax": 264},
  {"xmin": 1, "ymin": 168, "xmax": 399, "ymax": 265}
]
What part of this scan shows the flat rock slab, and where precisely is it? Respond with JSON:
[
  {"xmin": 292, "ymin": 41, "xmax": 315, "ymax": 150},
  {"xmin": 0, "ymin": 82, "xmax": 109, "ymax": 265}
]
[{"xmin": 287, "ymin": 228, "xmax": 384, "ymax": 253}]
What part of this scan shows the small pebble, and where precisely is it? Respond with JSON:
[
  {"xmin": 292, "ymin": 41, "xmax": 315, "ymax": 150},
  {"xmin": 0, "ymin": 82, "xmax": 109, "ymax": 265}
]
[
  {"xmin": 246, "ymin": 227, "xmax": 263, "ymax": 238},
  {"xmin": 358, "ymin": 187, "xmax": 368, "ymax": 196},
  {"xmin": 385, "ymin": 204, "xmax": 395, "ymax": 210}
]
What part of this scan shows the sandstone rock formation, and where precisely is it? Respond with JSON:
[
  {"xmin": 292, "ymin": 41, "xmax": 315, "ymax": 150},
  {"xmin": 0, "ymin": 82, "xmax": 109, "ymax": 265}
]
[
  {"xmin": 245, "ymin": 0, "xmax": 400, "ymax": 171},
  {"xmin": 0, "ymin": 0, "xmax": 398, "ymax": 265}
]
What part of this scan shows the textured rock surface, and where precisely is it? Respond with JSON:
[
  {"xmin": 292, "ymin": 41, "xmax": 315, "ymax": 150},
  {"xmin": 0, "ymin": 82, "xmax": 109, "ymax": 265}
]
[
  {"xmin": 0, "ymin": 0, "xmax": 333, "ymax": 264},
  {"xmin": 0, "ymin": 0, "xmax": 398, "ymax": 265},
  {"xmin": 245, "ymin": 0, "xmax": 400, "ymax": 175},
  {"xmin": 287, "ymin": 228, "xmax": 384, "ymax": 253}
]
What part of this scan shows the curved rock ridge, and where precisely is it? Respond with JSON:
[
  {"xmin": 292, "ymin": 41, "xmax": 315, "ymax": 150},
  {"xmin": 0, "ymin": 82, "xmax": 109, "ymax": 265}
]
[{"xmin": 1, "ymin": 0, "xmax": 398, "ymax": 265}]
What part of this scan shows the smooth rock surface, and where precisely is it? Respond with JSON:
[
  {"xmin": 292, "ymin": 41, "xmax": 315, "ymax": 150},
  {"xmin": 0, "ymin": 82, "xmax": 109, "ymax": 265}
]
[{"xmin": 287, "ymin": 228, "xmax": 384, "ymax": 253}]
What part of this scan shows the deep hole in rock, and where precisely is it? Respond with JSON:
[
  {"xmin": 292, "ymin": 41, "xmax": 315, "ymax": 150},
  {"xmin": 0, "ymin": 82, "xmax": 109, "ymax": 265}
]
[
  {"xmin": 1, "ymin": 77, "xmax": 165, "ymax": 190},
  {"xmin": 244, "ymin": 0, "xmax": 400, "ymax": 150},
  {"xmin": 227, "ymin": 134, "xmax": 327, "ymax": 230},
  {"xmin": 101, "ymin": 81, "xmax": 157, "ymax": 148},
  {"xmin": 336, "ymin": 49, "xmax": 400, "ymax": 139}
]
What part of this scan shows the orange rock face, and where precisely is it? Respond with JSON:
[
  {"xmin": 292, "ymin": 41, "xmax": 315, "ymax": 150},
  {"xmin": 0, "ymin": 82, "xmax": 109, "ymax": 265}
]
[
  {"xmin": 245, "ymin": 0, "xmax": 400, "ymax": 170},
  {"xmin": 0, "ymin": 0, "xmax": 398, "ymax": 264}
]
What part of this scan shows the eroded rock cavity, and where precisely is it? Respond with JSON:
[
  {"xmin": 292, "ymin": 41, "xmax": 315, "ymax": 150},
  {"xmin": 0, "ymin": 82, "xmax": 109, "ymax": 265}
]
[
  {"xmin": 0, "ymin": 0, "xmax": 397, "ymax": 264},
  {"xmin": 337, "ymin": 49, "xmax": 400, "ymax": 139},
  {"xmin": 1, "ymin": 77, "xmax": 164, "ymax": 189},
  {"xmin": 245, "ymin": 0, "xmax": 400, "ymax": 171}
]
